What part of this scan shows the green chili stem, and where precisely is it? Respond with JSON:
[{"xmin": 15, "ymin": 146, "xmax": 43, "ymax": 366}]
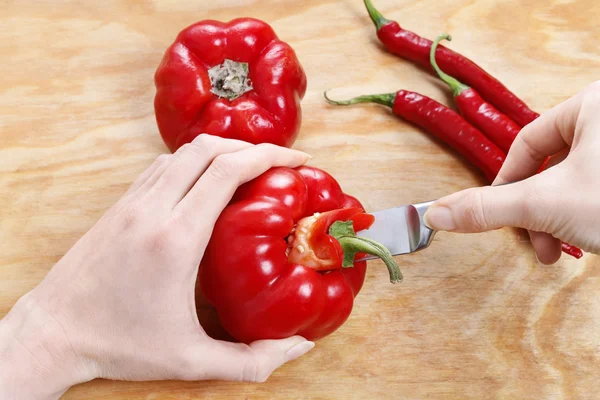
[
  {"xmin": 337, "ymin": 236, "xmax": 403, "ymax": 284},
  {"xmin": 430, "ymin": 34, "xmax": 470, "ymax": 97},
  {"xmin": 363, "ymin": 0, "xmax": 391, "ymax": 31},
  {"xmin": 324, "ymin": 91, "xmax": 395, "ymax": 108}
]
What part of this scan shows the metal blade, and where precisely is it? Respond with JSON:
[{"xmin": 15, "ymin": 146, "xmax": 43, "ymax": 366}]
[{"xmin": 356, "ymin": 201, "xmax": 436, "ymax": 260}]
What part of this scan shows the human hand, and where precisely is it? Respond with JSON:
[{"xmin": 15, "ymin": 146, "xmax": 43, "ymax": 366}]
[
  {"xmin": 424, "ymin": 81, "xmax": 600, "ymax": 264},
  {"xmin": 0, "ymin": 135, "xmax": 314, "ymax": 400}
]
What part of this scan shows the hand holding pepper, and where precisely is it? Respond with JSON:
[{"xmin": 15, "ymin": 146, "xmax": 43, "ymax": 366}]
[
  {"xmin": 425, "ymin": 82, "xmax": 600, "ymax": 264},
  {"xmin": 0, "ymin": 136, "xmax": 314, "ymax": 399}
]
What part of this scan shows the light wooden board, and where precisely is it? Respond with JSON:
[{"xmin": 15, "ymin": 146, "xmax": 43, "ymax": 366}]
[{"xmin": 1, "ymin": 0, "xmax": 599, "ymax": 399}]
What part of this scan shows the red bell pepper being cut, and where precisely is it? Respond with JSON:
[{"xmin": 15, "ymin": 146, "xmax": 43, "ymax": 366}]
[
  {"xmin": 200, "ymin": 166, "xmax": 402, "ymax": 343},
  {"xmin": 154, "ymin": 18, "xmax": 307, "ymax": 152}
]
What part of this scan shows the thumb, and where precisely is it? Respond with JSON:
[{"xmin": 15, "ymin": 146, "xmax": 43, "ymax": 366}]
[
  {"xmin": 197, "ymin": 336, "xmax": 314, "ymax": 383},
  {"xmin": 424, "ymin": 178, "xmax": 544, "ymax": 233}
]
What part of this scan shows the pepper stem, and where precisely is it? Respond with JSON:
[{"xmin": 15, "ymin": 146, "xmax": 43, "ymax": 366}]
[
  {"xmin": 338, "ymin": 236, "xmax": 403, "ymax": 283},
  {"xmin": 363, "ymin": 0, "xmax": 391, "ymax": 31},
  {"xmin": 324, "ymin": 90, "xmax": 395, "ymax": 108},
  {"xmin": 430, "ymin": 34, "xmax": 470, "ymax": 97},
  {"xmin": 329, "ymin": 220, "xmax": 403, "ymax": 284},
  {"xmin": 208, "ymin": 59, "xmax": 253, "ymax": 101}
]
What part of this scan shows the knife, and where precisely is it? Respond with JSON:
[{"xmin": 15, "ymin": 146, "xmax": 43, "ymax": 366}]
[
  {"xmin": 356, "ymin": 201, "xmax": 436, "ymax": 261},
  {"xmin": 356, "ymin": 181, "xmax": 521, "ymax": 261}
]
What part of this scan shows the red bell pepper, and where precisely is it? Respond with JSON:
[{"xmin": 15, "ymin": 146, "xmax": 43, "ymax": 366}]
[
  {"xmin": 200, "ymin": 166, "xmax": 402, "ymax": 343},
  {"xmin": 154, "ymin": 18, "xmax": 307, "ymax": 152}
]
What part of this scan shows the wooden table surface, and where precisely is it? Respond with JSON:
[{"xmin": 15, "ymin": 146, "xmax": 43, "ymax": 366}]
[{"xmin": 1, "ymin": 0, "xmax": 599, "ymax": 399}]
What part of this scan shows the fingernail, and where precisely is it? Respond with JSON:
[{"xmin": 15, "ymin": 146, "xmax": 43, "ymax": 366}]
[
  {"xmin": 285, "ymin": 341, "xmax": 315, "ymax": 362},
  {"xmin": 304, "ymin": 153, "xmax": 313, "ymax": 159},
  {"xmin": 424, "ymin": 206, "xmax": 456, "ymax": 231}
]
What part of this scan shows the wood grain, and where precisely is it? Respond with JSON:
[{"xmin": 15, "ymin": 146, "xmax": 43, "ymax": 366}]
[{"xmin": 1, "ymin": 0, "xmax": 599, "ymax": 399}]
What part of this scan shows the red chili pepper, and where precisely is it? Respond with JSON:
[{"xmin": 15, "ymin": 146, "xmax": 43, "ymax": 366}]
[
  {"xmin": 363, "ymin": 0, "xmax": 539, "ymax": 127},
  {"xmin": 429, "ymin": 35, "xmax": 582, "ymax": 260},
  {"xmin": 428, "ymin": 34, "xmax": 520, "ymax": 154},
  {"xmin": 561, "ymin": 243, "xmax": 583, "ymax": 259},
  {"xmin": 325, "ymin": 90, "xmax": 506, "ymax": 182},
  {"xmin": 200, "ymin": 166, "xmax": 402, "ymax": 343},
  {"xmin": 428, "ymin": 35, "xmax": 545, "ymax": 172},
  {"xmin": 154, "ymin": 18, "xmax": 307, "ymax": 152}
]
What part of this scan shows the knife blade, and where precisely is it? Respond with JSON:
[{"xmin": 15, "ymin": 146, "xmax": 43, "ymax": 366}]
[{"xmin": 356, "ymin": 200, "xmax": 436, "ymax": 261}]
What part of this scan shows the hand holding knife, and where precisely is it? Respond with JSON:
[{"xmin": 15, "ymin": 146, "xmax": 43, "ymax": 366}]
[{"xmin": 356, "ymin": 201, "xmax": 436, "ymax": 261}]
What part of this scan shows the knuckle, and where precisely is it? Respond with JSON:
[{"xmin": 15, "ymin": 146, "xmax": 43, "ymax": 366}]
[
  {"xmin": 208, "ymin": 154, "xmax": 239, "ymax": 181},
  {"xmin": 155, "ymin": 153, "xmax": 170, "ymax": 165},
  {"xmin": 178, "ymin": 142, "xmax": 202, "ymax": 156},
  {"xmin": 520, "ymin": 182, "xmax": 549, "ymax": 230},
  {"xmin": 191, "ymin": 133, "xmax": 216, "ymax": 149},
  {"xmin": 171, "ymin": 209, "xmax": 208, "ymax": 239},
  {"xmin": 241, "ymin": 350, "xmax": 265, "ymax": 383},
  {"xmin": 176, "ymin": 351, "xmax": 204, "ymax": 381},
  {"xmin": 143, "ymin": 224, "xmax": 175, "ymax": 254},
  {"xmin": 462, "ymin": 190, "xmax": 489, "ymax": 232},
  {"xmin": 177, "ymin": 142, "xmax": 192, "ymax": 154},
  {"xmin": 523, "ymin": 179, "xmax": 546, "ymax": 209},
  {"xmin": 119, "ymin": 205, "xmax": 143, "ymax": 230},
  {"xmin": 519, "ymin": 134, "xmax": 546, "ymax": 163},
  {"xmin": 255, "ymin": 142, "xmax": 278, "ymax": 152},
  {"xmin": 177, "ymin": 135, "xmax": 215, "ymax": 157}
]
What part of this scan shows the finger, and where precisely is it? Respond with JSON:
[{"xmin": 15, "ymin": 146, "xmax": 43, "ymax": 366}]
[
  {"xmin": 175, "ymin": 144, "xmax": 310, "ymax": 231},
  {"xmin": 150, "ymin": 134, "xmax": 254, "ymax": 208},
  {"xmin": 528, "ymin": 231, "xmax": 562, "ymax": 264},
  {"xmin": 424, "ymin": 175, "xmax": 546, "ymax": 233},
  {"xmin": 121, "ymin": 154, "xmax": 170, "ymax": 199},
  {"xmin": 112, "ymin": 154, "xmax": 172, "ymax": 214},
  {"xmin": 494, "ymin": 92, "xmax": 583, "ymax": 185},
  {"xmin": 134, "ymin": 154, "xmax": 177, "ymax": 197},
  {"xmin": 195, "ymin": 336, "xmax": 314, "ymax": 382}
]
